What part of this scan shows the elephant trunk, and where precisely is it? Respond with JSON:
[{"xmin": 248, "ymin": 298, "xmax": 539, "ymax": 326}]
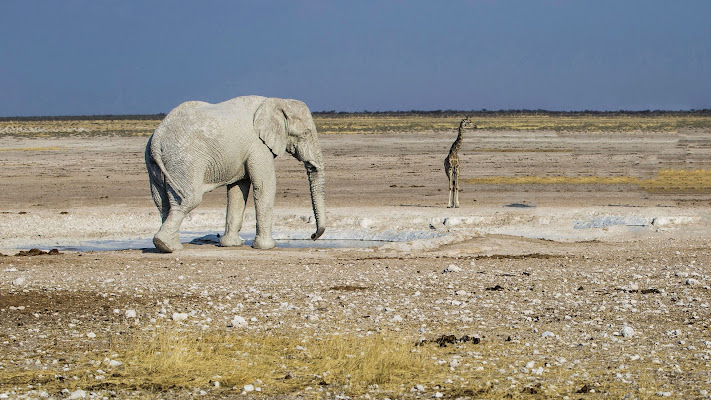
[{"xmin": 306, "ymin": 163, "xmax": 326, "ymax": 240}]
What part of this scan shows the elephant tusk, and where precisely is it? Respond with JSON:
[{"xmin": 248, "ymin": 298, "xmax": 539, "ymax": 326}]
[{"xmin": 311, "ymin": 227, "xmax": 325, "ymax": 240}]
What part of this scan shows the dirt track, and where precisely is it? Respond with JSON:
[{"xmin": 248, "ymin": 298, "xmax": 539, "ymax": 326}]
[{"xmin": 1, "ymin": 130, "xmax": 711, "ymax": 398}]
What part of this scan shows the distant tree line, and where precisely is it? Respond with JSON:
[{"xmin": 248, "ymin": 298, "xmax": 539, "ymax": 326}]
[
  {"xmin": 2, "ymin": 110, "xmax": 711, "ymax": 121},
  {"xmin": 312, "ymin": 109, "xmax": 711, "ymax": 118}
]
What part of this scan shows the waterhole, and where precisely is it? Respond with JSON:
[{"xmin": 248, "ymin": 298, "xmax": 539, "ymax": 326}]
[{"xmin": 22, "ymin": 231, "xmax": 425, "ymax": 252}]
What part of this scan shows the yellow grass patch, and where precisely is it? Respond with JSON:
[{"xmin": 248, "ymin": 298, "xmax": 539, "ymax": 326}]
[
  {"xmin": 0, "ymin": 327, "xmax": 687, "ymax": 398},
  {"xmin": 2, "ymin": 113, "xmax": 710, "ymax": 137},
  {"xmin": 313, "ymin": 114, "xmax": 711, "ymax": 134},
  {"xmin": 465, "ymin": 169, "xmax": 711, "ymax": 194},
  {"xmin": 0, "ymin": 329, "xmax": 449, "ymax": 397}
]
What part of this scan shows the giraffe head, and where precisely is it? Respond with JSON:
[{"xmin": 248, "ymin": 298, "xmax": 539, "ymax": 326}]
[{"xmin": 460, "ymin": 116, "xmax": 476, "ymax": 129}]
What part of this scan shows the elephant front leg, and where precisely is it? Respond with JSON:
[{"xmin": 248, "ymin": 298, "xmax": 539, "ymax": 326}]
[
  {"xmin": 153, "ymin": 209, "xmax": 186, "ymax": 253},
  {"xmin": 249, "ymin": 153, "xmax": 277, "ymax": 250},
  {"xmin": 220, "ymin": 179, "xmax": 250, "ymax": 247}
]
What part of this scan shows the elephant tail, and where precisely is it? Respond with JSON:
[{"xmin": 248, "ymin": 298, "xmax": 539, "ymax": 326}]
[{"xmin": 145, "ymin": 134, "xmax": 185, "ymax": 206}]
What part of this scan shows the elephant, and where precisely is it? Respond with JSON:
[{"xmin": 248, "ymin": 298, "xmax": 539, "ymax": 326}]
[{"xmin": 144, "ymin": 96, "xmax": 326, "ymax": 253}]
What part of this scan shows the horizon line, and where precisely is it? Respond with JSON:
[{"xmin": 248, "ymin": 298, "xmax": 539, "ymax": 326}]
[{"xmin": 2, "ymin": 108, "xmax": 711, "ymax": 120}]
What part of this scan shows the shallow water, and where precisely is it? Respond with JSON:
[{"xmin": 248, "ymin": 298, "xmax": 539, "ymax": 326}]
[{"xmin": 25, "ymin": 231, "xmax": 394, "ymax": 252}]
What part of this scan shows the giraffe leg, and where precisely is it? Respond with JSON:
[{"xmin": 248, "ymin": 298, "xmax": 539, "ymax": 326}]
[
  {"xmin": 453, "ymin": 167, "xmax": 460, "ymax": 208},
  {"xmin": 447, "ymin": 168, "xmax": 455, "ymax": 208}
]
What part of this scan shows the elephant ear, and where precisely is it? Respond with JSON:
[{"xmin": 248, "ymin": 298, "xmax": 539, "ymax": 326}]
[{"xmin": 254, "ymin": 98, "xmax": 288, "ymax": 157}]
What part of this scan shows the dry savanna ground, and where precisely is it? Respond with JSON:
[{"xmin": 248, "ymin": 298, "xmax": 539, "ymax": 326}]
[{"xmin": 1, "ymin": 114, "xmax": 711, "ymax": 399}]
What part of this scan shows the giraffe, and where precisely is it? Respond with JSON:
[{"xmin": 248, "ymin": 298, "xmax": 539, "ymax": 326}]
[{"xmin": 444, "ymin": 117, "xmax": 474, "ymax": 208}]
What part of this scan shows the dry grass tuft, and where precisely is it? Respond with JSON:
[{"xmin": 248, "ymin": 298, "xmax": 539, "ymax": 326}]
[
  {"xmin": 0, "ymin": 327, "xmax": 691, "ymax": 398},
  {"xmin": 0, "ymin": 328, "xmax": 449, "ymax": 397},
  {"xmin": 465, "ymin": 169, "xmax": 711, "ymax": 194}
]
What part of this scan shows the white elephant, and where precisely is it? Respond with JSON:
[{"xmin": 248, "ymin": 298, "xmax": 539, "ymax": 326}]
[{"xmin": 145, "ymin": 96, "xmax": 326, "ymax": 253}]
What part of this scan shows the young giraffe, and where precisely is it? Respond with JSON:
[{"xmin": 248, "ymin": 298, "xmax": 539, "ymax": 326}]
[{"xmin": 444, "ymin": 117, "xmax": 475, "ymax": 208}]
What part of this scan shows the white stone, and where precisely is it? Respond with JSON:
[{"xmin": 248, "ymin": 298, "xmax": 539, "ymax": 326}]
[
  {"xmin": 86, "ymin": 332, "xmax": 96, "ymax": 338},
  {"xmin": 624, "ymin": 283, "xmax": 639, "ymax": 291},
  {"xmin": 443, "ymin": 264, "xmax": 462, "ymax": 273},
  {"xmin": 621, "ymin": 326, "xmax": 635, "ymax": 338},
  {"xmin": 455, "ymin": 290, "xmax": 467, "ymax": 296},
  {"xmin": 686, "ymin": 278, "xmax": 699, "ymax": 286},
  {"xmin": 444, "ymin": 217, "xmax": 462, "ymax": 226},
  {"xmin": 231, "ymin": 315, "xmax": 247, "ymax": 327},
  {"xmin": 69, "ymin": 390, "xmax": 86, "ymax": 399},
  {"xmin": 391, "ymin": 315, "xmax": 403, "ymax": 322},
  {"xmin": 542, "ymin": 331, "xmax": 555, "ymax": 338},
  {"xmin": 125, "ymin": 309, "xmax": 137, "ymax": 319},
  {"xmin": 415, "ymin": 384, "xmax": 425, "ymax": 392},
  {"xmin": 243, "ymin": 384, "xmax": 255, "ymax": 392},
  {"xmin": 11, "ymin": 277, "xmax": 25, "ymax": 286},
  {"xmin": 172, "ymin": 312, "xmax": 189, "ymax": 321},
  {"xmin": 108, "ymin": 360, "xmax": 123, "ymax": 368}
]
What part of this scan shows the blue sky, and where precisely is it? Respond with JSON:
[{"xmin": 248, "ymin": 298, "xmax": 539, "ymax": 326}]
[{"xmin": 1, "ymin": 1, "xmax": 709, "ymax": 116}]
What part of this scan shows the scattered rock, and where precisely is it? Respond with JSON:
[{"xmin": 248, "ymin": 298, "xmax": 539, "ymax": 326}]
[
  {"xmin": 172, "ymin": 312, "xmax": 189, "ymax": 322},
  {"xmin": 421, "ymin": 334, "xmax": 481, "ymax": 347},
  {"xmin": 15, "ymin": 248, "xmax": 60, "ymax": 256},
  {"xmin": 68, "ymin": 390, "xmax": 86, "ymax": 399},
  {"xmin": 485, "ymin": 285, "xmax": 504, "ymax": 291},
  {"xmin": 444, "ymin": 217, "xmax": 462, "ymax": 226},
  {"xmin": 443, "ymin": 264, "xmax": 462, "ymax": 273},
  {"xmin": 621, "ymin": 325, "xmax": 635, "ymax": 338},
  {"xmin": 577, "ymin": 384, "xmax": 591, "ymax": 393},
  {"xmin": 230, "ymin": 315, "xmax": 247, "ymax": 327}
]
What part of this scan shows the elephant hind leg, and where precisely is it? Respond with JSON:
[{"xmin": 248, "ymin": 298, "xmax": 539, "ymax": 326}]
[
  {"xmin": 153, "ymin": 209, "xmax": 185, "ymax": 253},
  {"xmin": 149, "ymin": 175, "xmax": 170, "ymax": 222},
  {"xmin": 153, "ymin": 180, "xmax": 205, "ymax": 253}
]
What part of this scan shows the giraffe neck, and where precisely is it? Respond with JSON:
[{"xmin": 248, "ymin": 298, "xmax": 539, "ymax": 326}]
[{"xmin": 449, "ymin": 124, "xmax": 465, "ymax": 156}]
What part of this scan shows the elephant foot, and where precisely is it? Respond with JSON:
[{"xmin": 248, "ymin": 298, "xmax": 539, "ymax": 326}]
[
  {"xmin": 252, "ymin": 236, "xmax": 276, "ymax": 250},
  {"xmin": 219, "ymin": 233, "xmax": 244, "ymax": 247},
  {"xmin": 153, "ymin": 233, "xmax": 183, "ymax": 253}
]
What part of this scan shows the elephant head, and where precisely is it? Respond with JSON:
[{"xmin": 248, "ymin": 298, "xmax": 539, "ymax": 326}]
[{"xmin": 254, "ymin": 98, "xmax": 326, "ymax": 240}]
